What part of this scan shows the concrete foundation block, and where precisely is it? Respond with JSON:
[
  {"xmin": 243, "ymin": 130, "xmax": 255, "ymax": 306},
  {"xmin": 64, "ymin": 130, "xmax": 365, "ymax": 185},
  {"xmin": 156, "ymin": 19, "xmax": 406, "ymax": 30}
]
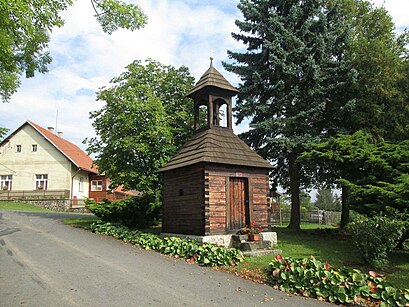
[
  {"xmin": 160, "ymin": 233, "xmax": 233, "ymax": 247},
  {"xmin": 261, "ymin": 232, "xmax": 278, "ymax": 247}
]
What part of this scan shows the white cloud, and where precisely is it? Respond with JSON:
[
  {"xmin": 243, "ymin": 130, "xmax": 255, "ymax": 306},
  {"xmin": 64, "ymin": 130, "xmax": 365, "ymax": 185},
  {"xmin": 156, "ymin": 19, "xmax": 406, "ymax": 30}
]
[{"xmin": 2, "ymin": 0, "xmax": 407, "ymax": 151}]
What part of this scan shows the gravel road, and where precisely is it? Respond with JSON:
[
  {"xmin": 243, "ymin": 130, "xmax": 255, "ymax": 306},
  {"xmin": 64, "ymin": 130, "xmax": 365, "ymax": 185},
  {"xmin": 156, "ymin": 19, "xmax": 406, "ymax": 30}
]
[{"xmin": 0, "ymin": 210, "xmax": 329, "ymax": 306}]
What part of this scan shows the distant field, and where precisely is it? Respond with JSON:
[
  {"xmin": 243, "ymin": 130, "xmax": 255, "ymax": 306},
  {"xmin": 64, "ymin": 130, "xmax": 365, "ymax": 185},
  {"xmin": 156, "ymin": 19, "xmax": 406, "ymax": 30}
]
[{"xmin": 0, "ymin": 201, "xmax": 52, "ymax": 212}]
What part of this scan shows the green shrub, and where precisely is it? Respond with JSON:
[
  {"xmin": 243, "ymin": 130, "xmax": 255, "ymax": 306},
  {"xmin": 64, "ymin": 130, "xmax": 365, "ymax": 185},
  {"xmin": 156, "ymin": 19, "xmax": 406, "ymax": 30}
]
[
  {"xmin": 348, "ymin": 215, "xmax": 404, "ymax": 267},
  {"xmin": 90, "ymin": 221, "xmax": 244, "ymax": 267},
  {"xmin": 384, "ymin": 207, "xmax": 409, "ymax": 249},
  {"xmin": 85, "ymin": 194, "xmax": 161, "ymax": 229},
  {"xmin": 269, "ymin": 255, "xmax": 409, "ymax": 306}
]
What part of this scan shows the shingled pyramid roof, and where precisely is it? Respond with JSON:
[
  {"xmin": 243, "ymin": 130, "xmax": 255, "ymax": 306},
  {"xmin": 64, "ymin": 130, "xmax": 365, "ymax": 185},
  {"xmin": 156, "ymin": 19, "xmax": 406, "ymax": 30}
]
[
  {"xmin": 187, "ymin": 61, "xmax": 238, "ymax": 97},
  {"xmin": 158, "ymin": 127, "xmax": 272, "ymax": 172}
]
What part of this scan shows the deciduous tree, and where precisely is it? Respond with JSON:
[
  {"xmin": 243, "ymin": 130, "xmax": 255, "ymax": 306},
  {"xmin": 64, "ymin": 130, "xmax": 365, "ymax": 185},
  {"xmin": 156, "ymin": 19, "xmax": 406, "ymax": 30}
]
[
  {"xmin": 0, "ymin": 127, "xmax": 8, "ymax": 141},
  {"xmin": 0, "ymin": 0, "xmax": 147, "ymax": 102},
  {"xmin": 86, "ymin": 59, "xmax": 194, "ymax": 194},
  {"xmin": 327, "ymin": 0, "xmax": 409, "ymax": 141}
]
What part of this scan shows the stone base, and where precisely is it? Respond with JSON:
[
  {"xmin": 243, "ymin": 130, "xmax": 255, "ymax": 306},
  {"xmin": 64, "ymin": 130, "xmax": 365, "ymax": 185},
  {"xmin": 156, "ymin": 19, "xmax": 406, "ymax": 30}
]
[
  {"xmin": 242, "ymin": 249, "xmax": 282, "ymax": 257},
  {"xmin": 231, "ymin": 233, "xmax": 280, "ymax": 257},
  {"xmin": 237, "ymin": 240, "xmax": 271, "ymax": 251},
  {"xmin": 160, "ymin": 232, "xmax": 279, "ymax": 254},
  {"xmin": 160, "ymin": 233, "xmax": 233, "ymax": 247}
]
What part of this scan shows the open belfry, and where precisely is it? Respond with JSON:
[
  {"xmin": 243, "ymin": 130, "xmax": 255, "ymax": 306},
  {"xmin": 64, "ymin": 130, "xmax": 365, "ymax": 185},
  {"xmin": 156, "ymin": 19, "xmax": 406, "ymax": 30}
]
[{"xmin": 158, "ymin": 60, "xmax": 273, "ymax": 236}]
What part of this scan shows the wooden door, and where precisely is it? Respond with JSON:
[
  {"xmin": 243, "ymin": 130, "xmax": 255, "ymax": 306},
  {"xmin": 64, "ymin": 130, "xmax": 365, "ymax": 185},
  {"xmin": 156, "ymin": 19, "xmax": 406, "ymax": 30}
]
[{"xmin": 228, "ymin": 177, "xmax": 249, "ymax": 230}]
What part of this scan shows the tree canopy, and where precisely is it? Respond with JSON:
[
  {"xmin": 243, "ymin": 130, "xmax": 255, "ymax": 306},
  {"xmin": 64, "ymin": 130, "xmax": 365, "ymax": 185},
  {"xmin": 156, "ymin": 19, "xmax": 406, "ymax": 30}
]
[
  {"xmin": 304, "ymin": 131, "xmax": 409, "ymax": 216},
  {"xmin": 0, "ymin": 127, "xmax": 8, "ymax": 141},
  {"xmin": 328, "ymin": 0, "xmax": 409, "ymax": 141},
  {"xmin": 224, "ymin": 0, "xmax": 356, "ymax": 229},
  {"xmin": 0, "ymin": 0, "xmax": 147, "ymax": 102},
  {"xmin": 299, "ymin": 0, "xmax": 409, "ymax": 227},
  {"xmin": 86, "ymin": 59, "xmax": 194, "ymax": 194}
]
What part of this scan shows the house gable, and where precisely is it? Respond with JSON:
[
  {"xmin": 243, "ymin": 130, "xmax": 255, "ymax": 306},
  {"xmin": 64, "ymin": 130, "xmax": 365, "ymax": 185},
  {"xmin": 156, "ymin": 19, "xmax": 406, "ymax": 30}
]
[
  {"xmin": 0, "ymin": 121, "xmax": 97, "ymax": 199},
  {"xmin": 0, "ymin": 124, "xmax": 73, "ymax": 191}
]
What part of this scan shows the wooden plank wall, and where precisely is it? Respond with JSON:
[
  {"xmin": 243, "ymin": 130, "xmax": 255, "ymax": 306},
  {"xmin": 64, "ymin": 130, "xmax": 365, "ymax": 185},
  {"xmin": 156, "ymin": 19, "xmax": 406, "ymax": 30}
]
[
  {"xmin": 162, "ymin": 164, "xmax": 205, "ymax": 235},
  {"xmin": 205, "ymin": 172, "xmax": 226, "ymax": 234},
  {"xmin": 205, "ymin": 165, "xmax": 270, "ymax": 234},
  {"xmin": 251, "ymin": 175, "xmax": 270, "ymax": 229}
]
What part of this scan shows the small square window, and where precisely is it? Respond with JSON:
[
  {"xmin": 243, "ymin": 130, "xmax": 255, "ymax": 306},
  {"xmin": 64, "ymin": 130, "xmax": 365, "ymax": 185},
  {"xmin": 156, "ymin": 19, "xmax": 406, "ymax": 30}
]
[
  {"xmin": 1, "ymin": 175, "xmax": 12, "ymax": 191},
  {"xmin": 35, "ymin": 174, "xmax": 48, "ymax": 190},
  {"xmin": 16, "ymin": 145, "xmax": 21, "ymax": 152},
  {"xmin": 91, "ymin": 180, "xmax": 103, "ymax": 191},
  {"xmin": 179, "ymin": 189, "xmax": 184, "ymax": 196},
  {"xmin": 32, "ymin": 144, "xmax": 37, "ymax": 152}
]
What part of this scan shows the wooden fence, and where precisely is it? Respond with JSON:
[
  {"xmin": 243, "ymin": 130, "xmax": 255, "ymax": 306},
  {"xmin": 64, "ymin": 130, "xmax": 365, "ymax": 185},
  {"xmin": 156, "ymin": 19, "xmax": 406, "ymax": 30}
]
[
  {"xmin": 0, "ymin": 189, "xmax": 70, "ymax": 200},
  {"xmin": 269, "ymin": 207, "xmax": 341, "ymax": 226}
]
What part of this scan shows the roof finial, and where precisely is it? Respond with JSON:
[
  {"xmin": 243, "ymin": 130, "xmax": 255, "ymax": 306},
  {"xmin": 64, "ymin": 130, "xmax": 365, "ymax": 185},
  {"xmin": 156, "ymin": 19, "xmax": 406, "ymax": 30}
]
[{"xmin": 210, "ymin": 48, "xmax": 214, "ymax": 67}]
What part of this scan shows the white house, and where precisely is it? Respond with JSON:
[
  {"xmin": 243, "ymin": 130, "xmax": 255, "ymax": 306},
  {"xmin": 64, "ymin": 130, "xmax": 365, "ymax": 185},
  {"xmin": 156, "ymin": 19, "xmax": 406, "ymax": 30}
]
[{"xmin": 0, "ymin": 120, "xmax": 98, "ymax": 201}]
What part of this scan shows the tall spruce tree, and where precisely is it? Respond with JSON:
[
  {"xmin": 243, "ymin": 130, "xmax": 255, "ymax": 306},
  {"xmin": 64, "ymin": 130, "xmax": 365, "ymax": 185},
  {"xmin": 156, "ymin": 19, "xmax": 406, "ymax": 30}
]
[{"xmin": 224, "ymin": 0, "xmax": 356, "ymax": 230}]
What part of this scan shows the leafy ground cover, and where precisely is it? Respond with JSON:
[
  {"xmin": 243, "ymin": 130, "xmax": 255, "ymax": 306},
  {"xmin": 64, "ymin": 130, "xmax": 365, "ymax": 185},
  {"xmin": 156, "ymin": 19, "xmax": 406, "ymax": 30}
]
[
  {"xmin": 89, "ymin": 221, "xmax": 244, "ymax": 266},
  {"xmin": 227, "ymin": 226, "xmax": 409, "ymax": 290},
  {"xmin": 0, "ymin": 201, "xmax": 52, "ymax": 212},
  {"xmin": 270, "ymin": 255, "xmax": 409, "ymax": 306}
]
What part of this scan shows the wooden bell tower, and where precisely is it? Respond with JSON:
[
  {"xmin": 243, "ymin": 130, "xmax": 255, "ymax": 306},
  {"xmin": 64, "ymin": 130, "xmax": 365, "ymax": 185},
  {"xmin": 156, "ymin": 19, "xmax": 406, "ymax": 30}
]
[
  {"xmin": 188, "ymin": 58, "xmax": 237, "ymax": 131},
  {"xmin": 159, "ymin": 60, "xmax": 272, "ymax": 236}
]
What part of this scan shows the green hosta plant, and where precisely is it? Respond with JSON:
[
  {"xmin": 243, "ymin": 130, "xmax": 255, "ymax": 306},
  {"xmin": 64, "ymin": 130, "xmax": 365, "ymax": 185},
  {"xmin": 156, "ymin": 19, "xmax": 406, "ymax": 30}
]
[
  {"xmin": 90, "ymin": 221, "xmax": 244, "ymax": 267},
  {"xmin": 348, "ymin": 215, "xmax": 404, "ymax": 267},
  {"xmin": 269, "ymin": 255, "xmax": 409, "ymax": 306}
]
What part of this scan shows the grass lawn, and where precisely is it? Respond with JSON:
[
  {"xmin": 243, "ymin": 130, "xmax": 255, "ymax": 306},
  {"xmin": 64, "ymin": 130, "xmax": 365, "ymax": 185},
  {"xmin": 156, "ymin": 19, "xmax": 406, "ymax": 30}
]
[
  {"xmin": 0, "ymin": 201, "xmax": 52, "ymax": 212},
  {"xmin": 227, "ymin": 225, "xmax": 409, "ymax": 289},
  {"xmin": 63, "ymin": 217, "xmax": 100, "ymax": 229}
]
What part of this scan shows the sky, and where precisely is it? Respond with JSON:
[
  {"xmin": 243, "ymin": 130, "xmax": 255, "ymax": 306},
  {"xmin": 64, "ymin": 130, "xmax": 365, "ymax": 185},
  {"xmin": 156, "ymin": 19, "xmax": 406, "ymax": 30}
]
[{"xmin": 1, "ymin": 0, "xmax": 408, "ymax": 151}]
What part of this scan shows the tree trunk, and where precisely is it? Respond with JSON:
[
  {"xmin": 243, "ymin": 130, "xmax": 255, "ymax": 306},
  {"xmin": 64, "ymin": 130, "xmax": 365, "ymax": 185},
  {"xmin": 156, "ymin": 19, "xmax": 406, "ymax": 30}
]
[
  {"xmin": 288, "ymin": 152, "xmax": 301, "ymax": 230},
  {"xmin": 340, "ymin": 184, "xmax": 350, "ymax": 228}
]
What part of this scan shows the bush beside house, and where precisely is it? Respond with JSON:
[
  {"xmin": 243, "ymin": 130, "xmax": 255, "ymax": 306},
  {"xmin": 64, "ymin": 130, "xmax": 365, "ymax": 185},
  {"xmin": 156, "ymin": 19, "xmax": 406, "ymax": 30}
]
[{"xmin": 85, "ymin": 194, "xmax": 161, "ymax": 229}]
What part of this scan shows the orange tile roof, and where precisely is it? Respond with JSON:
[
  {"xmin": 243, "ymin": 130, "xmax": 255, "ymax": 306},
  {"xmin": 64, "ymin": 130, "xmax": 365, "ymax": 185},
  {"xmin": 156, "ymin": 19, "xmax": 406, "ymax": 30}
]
[
  {"xmin": 27, "ymin": 121, "xmax": 98, "ymax": 174},
  {"xmin": 113, "ymin": 185, "xmax": 139, "ymax": 196}
]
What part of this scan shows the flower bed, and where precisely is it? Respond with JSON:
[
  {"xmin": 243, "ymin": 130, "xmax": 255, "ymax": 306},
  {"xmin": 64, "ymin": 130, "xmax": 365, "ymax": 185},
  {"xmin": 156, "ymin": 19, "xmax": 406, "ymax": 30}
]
[
  {"xmin": 90, "ymin": 221, "xmax": 244, "ymax": 266},
  {"xmin": 269, "ymin": 255, "xmax": 409, "ymax": 306}
]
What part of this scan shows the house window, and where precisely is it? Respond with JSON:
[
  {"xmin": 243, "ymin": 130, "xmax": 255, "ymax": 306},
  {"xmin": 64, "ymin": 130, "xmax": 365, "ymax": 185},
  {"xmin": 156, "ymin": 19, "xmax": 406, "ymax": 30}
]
[
  {"xmin": 16, "ymin": 145, "xmax": 21, "ymax": 152},
  {"xmin": 0, "ymin": 175, "xmax": 12, "ymax": 191},
  {"xmin": 35, "ymin": 174, "xmax": 48, "ymax": 190},
  {"xmin": 32, "ymin": 144, "xmax": 37, "ymax": 152},
  {"xmin": 79, "ymin": 177, "xmax": 84, "ymax": 192},
  {"xmin": 91, "ymin": 180, "xmax": 103, "ymax": 191}
]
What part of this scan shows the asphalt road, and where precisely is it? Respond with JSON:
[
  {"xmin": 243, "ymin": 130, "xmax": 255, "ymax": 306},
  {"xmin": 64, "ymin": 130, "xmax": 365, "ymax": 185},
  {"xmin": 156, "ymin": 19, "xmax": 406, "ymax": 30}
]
[{"xmin": 0, "ymin": 210, "xmax": 330, "ymax": 307}]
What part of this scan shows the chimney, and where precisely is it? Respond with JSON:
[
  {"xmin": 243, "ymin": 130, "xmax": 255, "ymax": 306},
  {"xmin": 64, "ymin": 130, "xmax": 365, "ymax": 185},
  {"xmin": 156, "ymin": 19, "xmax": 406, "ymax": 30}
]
[
  {"xmin": 57, "ymin": 131, "xmax": 63, "ymax": 138},
  {"xmin": 47, "ymin": 127, "xmax": 54, "ymax": 133}
]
